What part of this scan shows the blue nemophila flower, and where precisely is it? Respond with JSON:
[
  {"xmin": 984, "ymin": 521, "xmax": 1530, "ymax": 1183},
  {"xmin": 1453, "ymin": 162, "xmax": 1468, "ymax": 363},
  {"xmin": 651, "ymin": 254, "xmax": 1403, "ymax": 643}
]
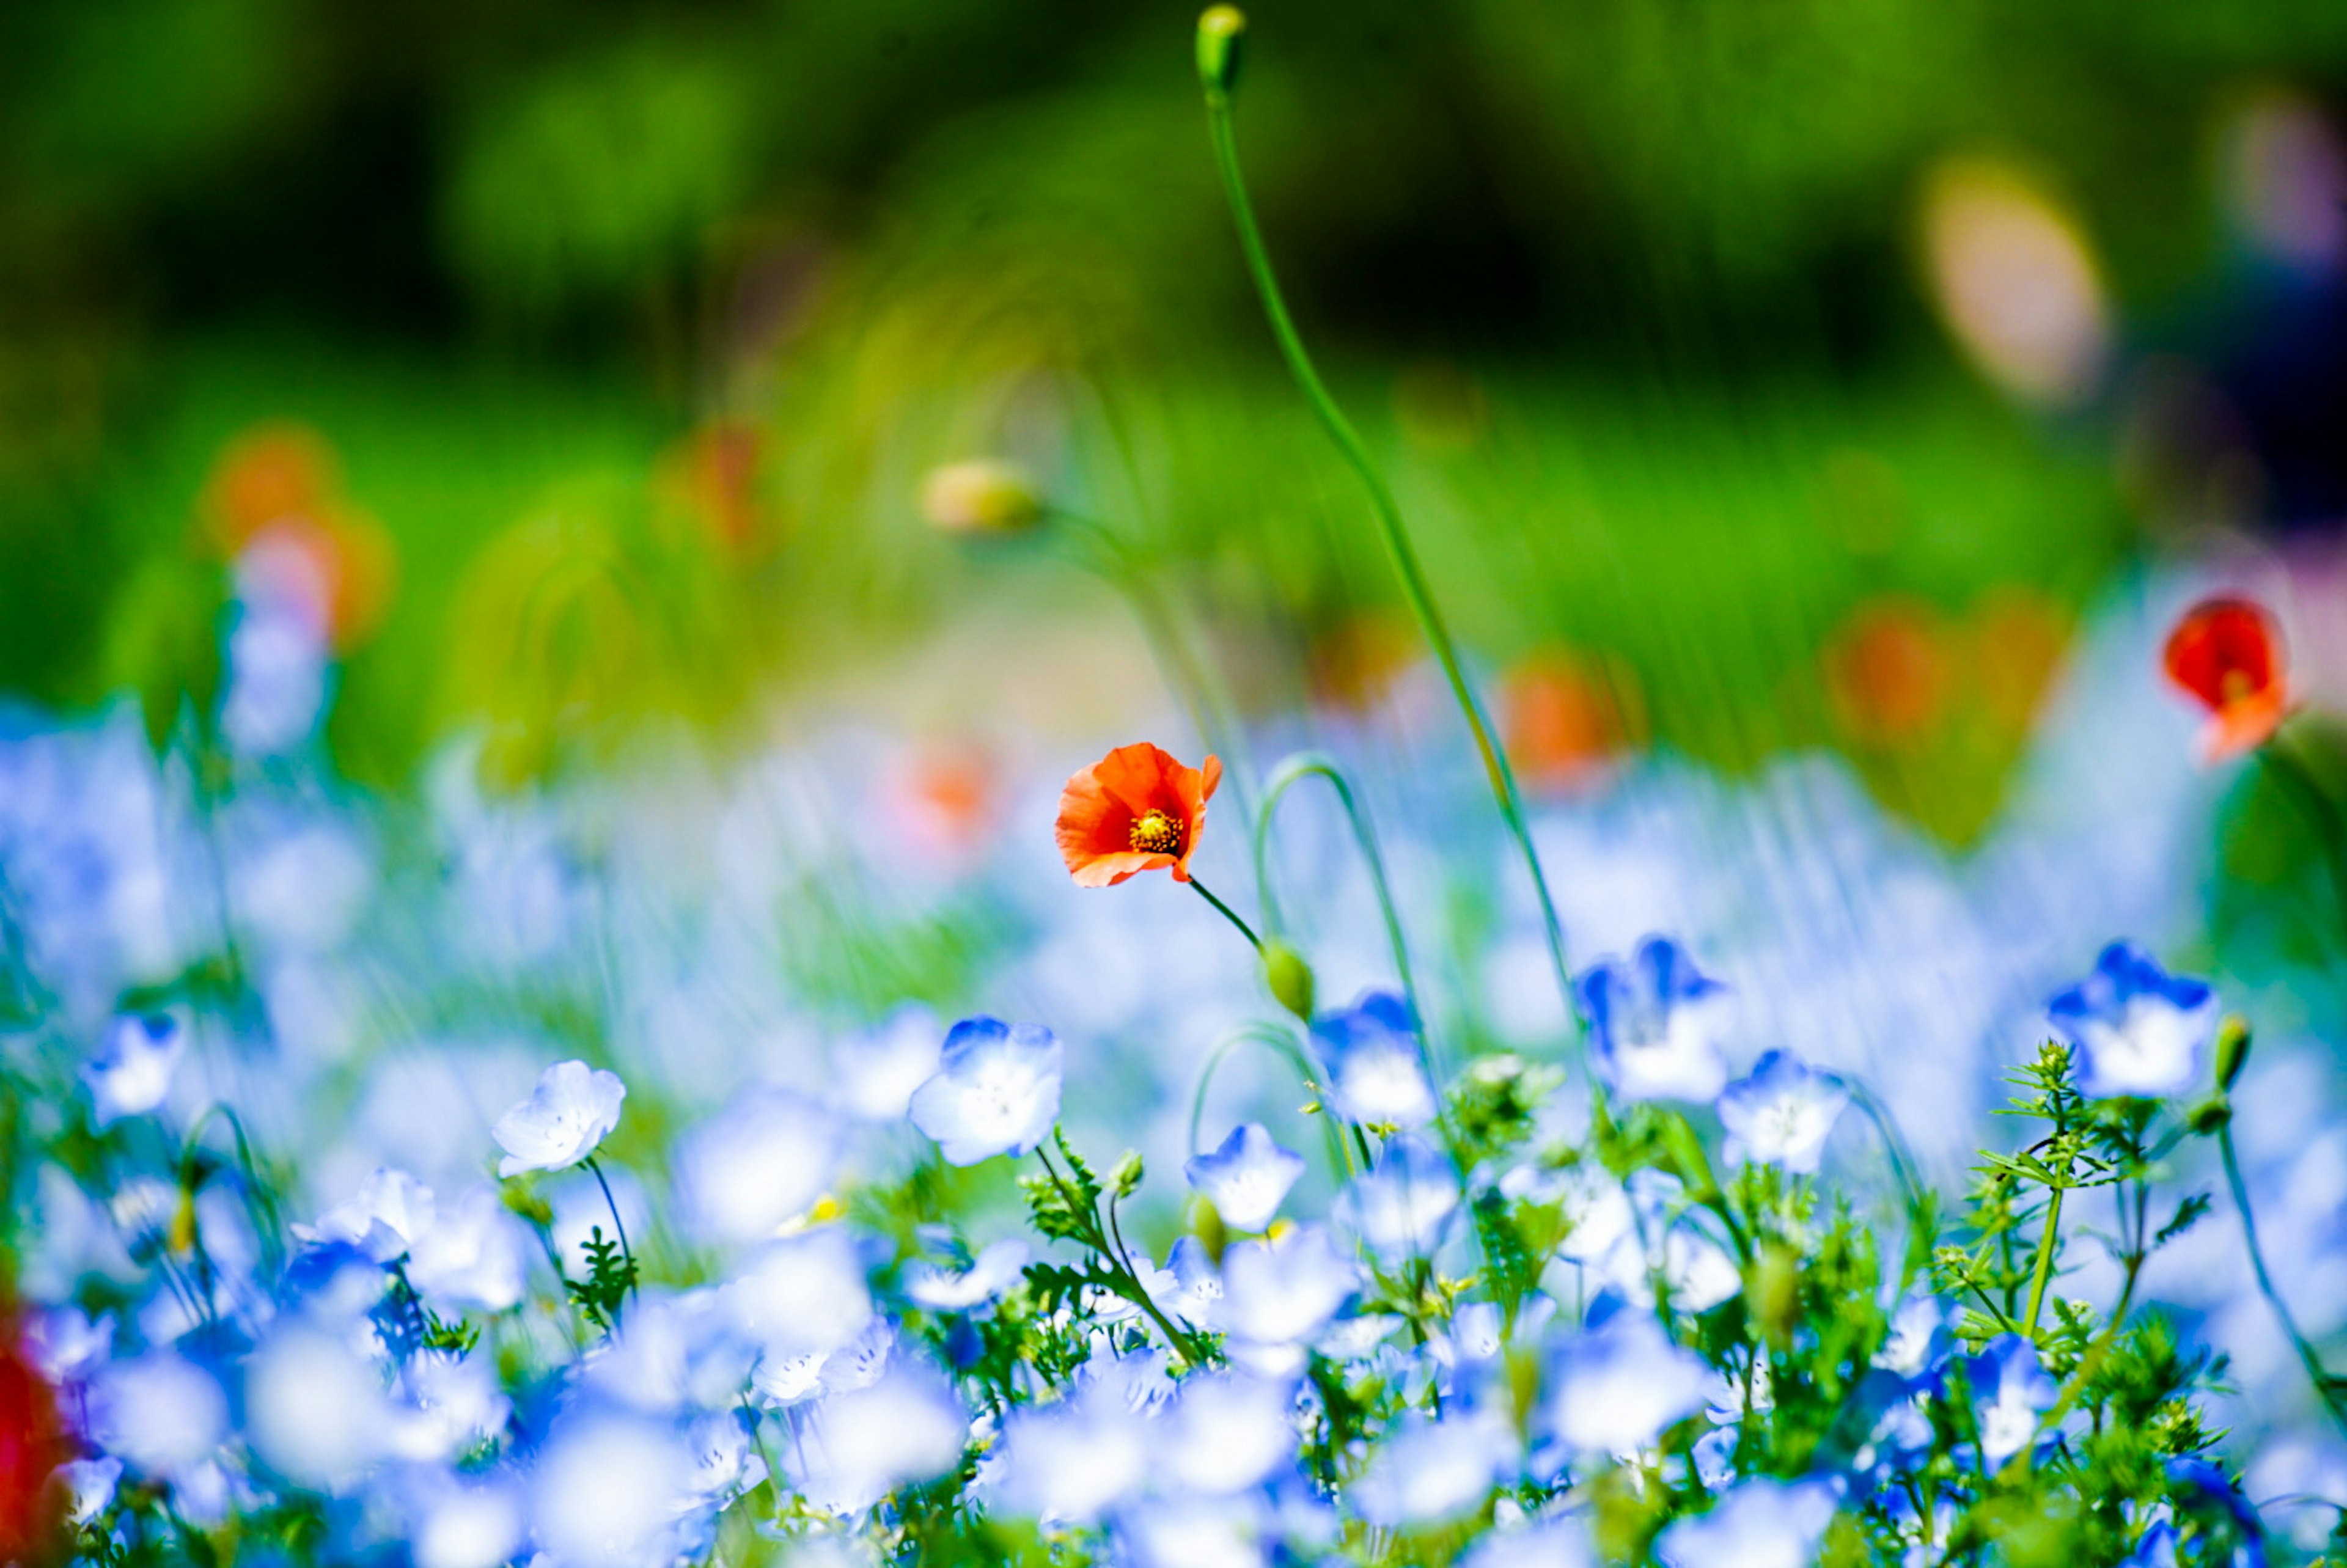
[
  {"xmin": 1967, "ymin": 1333, "xmax": 2059, "ymax": 1467},
  {"xmin": 57, "ymin": 1457, "xmax": 122, "ymax": 1528},
  {"xmin": 1546, "ymin": 1308, "xmax": 1714, "ymax": 1453},
  {"xmin": 784, "ymin": 1364, "xmax": 969, "ymax": 1515},
  {"xmin": 244, "ymin": 1322, "xmax": 391, "ymax": 1492},
  {"xmin": 84, "ymin": 1013, "xmax": 184, "ymax": 1127},
  {"xmin": 1312, "ymin": 991, "xmax": 1438, "ymax": 1129},
  {"xmin": 908, "ymin": 1016, "xmax": 1063, "ymax": 1165},
  {"xmin": 529, "ymin": 1409, "xmax": 693, "ymax": 1568},
  {"xmin": 1873, "ymin": 1294, "xmax": 1953, "ymax": 1382},
  {"xmin": 1335, "ymin": 1132, "xmax": 1460, "ymax": 1258},
  {"xmin": 2048, "ymin": 941, "xmax": 2217, "ymax": 1099},
  {"xmin": 1350, "ymin": 1402, "xmax": 1518, "ymax": 1526},
  {"xmin": 904, "ymin": 1238, "xmax": 1030, "ymax": 1311},
  {"xmin": 2165, "ymin": 1457, "xmax": 2268, "ymax": 1566},
  {"xmin": 1575, "ymin": 936, "xmax": 1731, "ymax": 1102},
  {"xmin": 2123, "ymin": 1521, "xmax": 2181, "ymax": 1568},
  {"xmin": 1716, "ymin": 1050, "xmax": 1851, "ymax": 1174},
  {"xmin": 492, "ymin": 1060, "xmax": 625, "ymax": 1177},
  {"xmin": 1158, "ymin": 1371, "xmax": 1294, "ymax": 1495},
  {"xmin": 1185, "ymin": 1123, "xmax": 1307, "ymax": 1233},
  {"xmin": 87, "ymin": 1350, "xmax": 228, "ymax": 1479},
  {"xmin": 994, "ymin": 1377, "xmax": 1151, "ymax": 1523},
  {"xmin": 399, "ymin": 1470, "xmax": 524, "ymax": 1568},
  {"xmin": 671, "ymin": 1086, "xmax": 842, "ymax": 1245},
  {"xmin": 1116, "ymin": 1498, "xmax": 1267, "ymax": 1568},
  {"xmin": 1216, "ymin": 1223, "xmax": 1357, "ymax": 1355},
  {"xmin": 723, "ymin": 1229, "xmax": 875, "ymax": 1361},
  {"xmin": 1654, "ymin": 1477, "xmax": 1839, "ymax": 1568}
]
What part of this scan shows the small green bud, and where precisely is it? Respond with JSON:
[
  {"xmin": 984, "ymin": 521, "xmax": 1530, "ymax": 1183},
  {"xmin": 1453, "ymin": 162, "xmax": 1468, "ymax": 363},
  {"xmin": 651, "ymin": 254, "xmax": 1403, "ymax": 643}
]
[
  {"xmin": 2214, "ymin": 1015, "xmax": 2252, "ymax": 1093},
  {"xmin": 2186, "ymin": 1095, "xmax": 2233, "ymax": 1136},
  {"xmin": 1191, "ymin": 1194, "xmax": 1229, "ymax": 1264},
  {"xmin": 1262, "ymin": 937, "xmax": 1315, "ymax": 1020},
  {"xmin": 1658, "ymin": 1112, "xmax": 1719, "ymax": 1201},
  {"xmin": 1109, "ymin": 1149, "xmax": 1145, "ymax": 1199},
  {"xmin": 1196, "ymin": 5, "xmax": 1246, "ymax": 95}
]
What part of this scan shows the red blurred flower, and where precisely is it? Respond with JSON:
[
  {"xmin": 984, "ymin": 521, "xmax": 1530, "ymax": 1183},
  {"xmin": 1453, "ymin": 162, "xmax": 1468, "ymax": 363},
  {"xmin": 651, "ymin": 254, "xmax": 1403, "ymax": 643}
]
[
  {"xmin": 2164, "ymin": 596, "xmax": 2289, "ymax": 761},
  {"xmin": 1500, "ymin": 650, "xmax": 1638, "ymax": 794},
  {"xmin": 0, "ymin": 1319, "xmax": 68, "ymax": 1564},
  {"xmin": 1056, "ymin": 743, "xmax": 1222, "ymax": 887},
  {"xmin": 1823, "ymin": 597, "xmax": 1952, "ymax": 746},
  {"xmin": 199, "ymin": 422, "xmax": 397, "ymax": 651}
]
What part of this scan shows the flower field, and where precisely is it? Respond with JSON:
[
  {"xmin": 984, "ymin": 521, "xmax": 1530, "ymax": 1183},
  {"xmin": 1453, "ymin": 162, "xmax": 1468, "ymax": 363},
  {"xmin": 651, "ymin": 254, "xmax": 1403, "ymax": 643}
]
[{"xmin": 6, "ymin": 4, "xmax": 2347, "ymax": 1566}]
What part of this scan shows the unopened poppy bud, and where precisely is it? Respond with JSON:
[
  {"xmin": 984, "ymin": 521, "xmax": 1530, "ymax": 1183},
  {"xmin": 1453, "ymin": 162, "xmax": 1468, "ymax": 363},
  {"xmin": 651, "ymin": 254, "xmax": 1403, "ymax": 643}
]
[
  {"xmin": 2214, "ymin": 1015, "xmax": 2252, "ymax": 1093},
  {"xmin": 920, "ymin": 460, "xmax": 1043, "ymax": 535},
  {"xmin": 1262, "ymin": 937, "xmax": 1316, "ymax": 1020},
  {"xmin": 2187, "ymin": 1095, "xmax": 2233, "ymax": 1135},
  {"xmin": 1197, "ymin": 5, "xmax": 1245, "ymax": 95}
]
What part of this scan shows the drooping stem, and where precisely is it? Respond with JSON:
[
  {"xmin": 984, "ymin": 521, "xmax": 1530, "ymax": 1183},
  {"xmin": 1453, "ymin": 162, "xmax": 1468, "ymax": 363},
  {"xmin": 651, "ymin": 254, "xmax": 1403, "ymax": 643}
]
[
  {"xmin": 2022, "ymin": 1183, "xmax": 2065, "ymax": 1338},
  {"xmin": 1202, "ymin": 75, "xmax": 1576, "ymax": 1025},
  {"xmin": 1188, "ymin": 1022, "xmax": 1358, "ymax": 1183},
  {"xmin": 582, "ymin": 1154, "xmax": 639, "ymax": 1301},
  {"xmin": 1037, "ymin": 1144, "xmax": 1208, "ymax": 1365},
  {"xmin": 1252, "ymin": 753, "xmax": 1422, "ymax": 1044},
  {"xmin": 2220, "ymin": 1123, "xmax": 2347, "ymax": 1439},
  {"xmin": 1189, "ymin": 875, "xmax": 1263, "ymax": 953}
]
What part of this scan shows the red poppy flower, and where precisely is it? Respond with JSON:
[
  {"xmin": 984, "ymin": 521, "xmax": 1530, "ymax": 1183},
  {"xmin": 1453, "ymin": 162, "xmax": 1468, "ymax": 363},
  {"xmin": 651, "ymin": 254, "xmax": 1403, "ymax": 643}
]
[
  {"xmin": 0, "ymin": 1319, "xmax": 67, "ymax": 1564},
  {"xmin": 1056, "ymin": 743, "xmax": 1222, "ymax": 887},
  {"xmin": 2163, "ymin": 596, "xmax": 2288, "ymax": 761}
]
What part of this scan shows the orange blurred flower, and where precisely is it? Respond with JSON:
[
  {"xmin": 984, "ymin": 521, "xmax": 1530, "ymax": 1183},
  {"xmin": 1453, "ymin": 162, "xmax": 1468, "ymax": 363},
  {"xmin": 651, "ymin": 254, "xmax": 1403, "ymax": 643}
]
[
  {"xmin": 199, "ymin": 422, "xmax": 397, "ymax": 650},
  {"xmin": 1500, "ymin": 650, "xmax": 1637, "ymax": 793},
  {"xmin": 2164, "ymin": 596, "xmax": 2289, "ymax": 761},
  {"xmin": 1971, "ymin": 587, "xmax": 2071, "ymax": 731},
  {"xmin": 1823, "ymin": 597, "xmax": 1951, "ymax": 746},
  {"xmin": 657, "ymin": 421, "xmax": 768, "ymax": 552},
  {"xmin": 1056, "ymin": 742, "xmax": 1222, "ymax": 887}
]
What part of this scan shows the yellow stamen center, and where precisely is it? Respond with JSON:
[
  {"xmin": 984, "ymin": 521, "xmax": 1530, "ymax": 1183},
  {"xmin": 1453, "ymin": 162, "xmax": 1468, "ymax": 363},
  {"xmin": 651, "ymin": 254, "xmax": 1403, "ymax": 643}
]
[
  {"xmin": 2220, "ymin": 668, "xmax": 2255, "ymax": 705},
  {"xmin": 1129, "ymin": 808, "xmax": 1184, "ymax": 855}
]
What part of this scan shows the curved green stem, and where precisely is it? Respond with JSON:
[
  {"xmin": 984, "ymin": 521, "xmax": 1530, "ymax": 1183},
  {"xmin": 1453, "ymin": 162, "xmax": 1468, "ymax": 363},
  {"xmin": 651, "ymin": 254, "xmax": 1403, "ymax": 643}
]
[
  {"xmin": 1189, "ymin": 875, "xmax": 1263, "ymax": 953},
  {"xmin": 582, "ymin": 1154, "xmax": 639, "ymax": 1302},
  {"xmin": 2220, "ymin": 1123, "xmax": 2347, "ymax": 1439},
  {"xmin": 1202, "ymin": 78, "xmax": 1576, "ymax": 1029},
  {"xmin": 1251, "ymin": 753, "xmax": 1423, "ymax": 1046},
  {"xmin": 1188, "ymin": 1022, "xmax": 1356, "ymax": 1182}
]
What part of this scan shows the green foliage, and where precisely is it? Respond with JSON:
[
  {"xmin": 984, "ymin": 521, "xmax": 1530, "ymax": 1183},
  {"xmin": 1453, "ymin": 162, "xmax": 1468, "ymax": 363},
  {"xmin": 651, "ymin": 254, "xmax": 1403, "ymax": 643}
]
[{"xmin": 566, "ymin": 1225, "xmax": 637, "ymax": 1335}]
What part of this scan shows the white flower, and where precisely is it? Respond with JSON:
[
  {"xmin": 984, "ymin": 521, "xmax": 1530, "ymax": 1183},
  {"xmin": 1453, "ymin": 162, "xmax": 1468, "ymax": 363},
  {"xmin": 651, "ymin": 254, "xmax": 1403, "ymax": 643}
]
[
  {"xmin": 1350, "ymin": 1404, "xmax": 1518, "ymax": 1526},
  {"xmin": 905, "ymin": 1239, "xmax": 1030, "ymax": 1311},
  {"xmin": 787, "ymin": 1365, "xmax": 968, "ymax": 1515},
  {"xmin": 724, "ymin": 1229, "xmax": 874, "ymax": 1360},
  {"xmin": 907, "ymin": 1017, "xmax": 1063, "ymax": 1166},
  {"xmin": 406, "ymin": 1185, "xmax": 530, "ymax": 1313},
  {"xmin": 531, "ymin": 1412, "xmax": 692, "ymax": 1568},
  {"xmin": 1184, "ymin": 1124, "xmax": 1307, "ymax": 1234},
  {"xmin": 1655, "ymin": 1478, "xmax": 1839, "ymax": 1568},
  {"xmin": 1334, "ymin": 1134, "xmax": 1460, "ymax": 1258},
  {"xmin": 56, "ymin": 1457, "xmax": 122, "ymax": 1526},
  {"xmin": 84, "ymin": 1014, "xmax": 185, "ymax": 1127},
  {"xmin": 26, "ymin": 1305, "xmax": 114, "ymax": 1383},
  {"xmin": 1218, "ymin": 1224, "xmax": 1356, "ymax": 1349},
  {"xmin": 88, "ymin": 1352, "xmax": 228, "ymax": 1477},
  {"xmin": 672, "ymin": 1087, "xmax": 842, "ymax": 1245},
  {"xmin": 304, "ymin": 1167, "xmax": 436, "ymax": 1264},
  {"xmin": 1118, "ymin": 1498, "xmax": 1268, "ymax": 1568},
  {"xmin": 492, "ymin": 1061, "xmax": 625, "ymax": 1178},
  {"xmin": 1158, "ymin": 1373, "xmax": 1295, "ymax": 1495},
  {"xmin": 680, "ymin": 1409, "xmax": 768, "ymax": 1511},
  {"xmin": 246, "ymin": 1324, "xmax": 391, "ymax": 1492},
  {"xmin": 391, "ymin": 1352, "xmax": 511, "ymax": 1462},
  {"xmin": 994, "ymin": 1380, "xmax": 1151, "ymax": 1523},
  {"xmin": 411, "ymin": 1476, "xmax": 525, "ymax": 1568},
  {"xmin": 1716, "ymin": 1050, "xmax": 1851, "ymax": 1174},
  {"xmin": 1548, "ymin": 1311, "xmax": 1714, "ymax": 1453}
]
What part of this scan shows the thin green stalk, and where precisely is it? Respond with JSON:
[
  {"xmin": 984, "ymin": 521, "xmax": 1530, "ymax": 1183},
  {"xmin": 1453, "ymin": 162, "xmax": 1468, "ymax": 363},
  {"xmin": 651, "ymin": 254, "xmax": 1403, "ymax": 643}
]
[
  {"xmin": 1189, "ymin": 875, "xmax": 1263, "ymax": 953},
  {"xmin": 2220, "ymin": 1123, "xmax": 2347, "ymax": 1440},
  {"xmin": 582, "ymin": 1154, "xmax": 639, "ymax": 1302},
  {"xmin": 2022, "ymin": 1183, "xmax": 2064, "ymax": 1338},
  {"xmin": 1251, "ymin": 753, "xmax": 1422, "ymax": 1054},
  {"xmin": 1188, "ymin": 1022, "xmax": 1357, "ymax": 1183},
  {"xmin": 1037, "ymin": 1145, "xmax": 1208, "ymax": 1365},
  {"xmin": 1201, "ymin": 67, "xmax": 1576, "ymax": 1024}
]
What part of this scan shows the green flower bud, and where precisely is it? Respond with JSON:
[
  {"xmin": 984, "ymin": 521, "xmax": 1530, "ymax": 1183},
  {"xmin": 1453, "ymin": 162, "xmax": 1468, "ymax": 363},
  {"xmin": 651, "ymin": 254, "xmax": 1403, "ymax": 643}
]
[
  {"xmin": 1262, "ymin": 937, "xmax": 1316, "ymax": 1021},
  {"xmin": 2214, "ymin": 1014, "xmax": 2252, "ymax": 1093},
  {"xmin": 1196, "ymin": 5, "xmax": 1246, "ymax": 95},
  {"xmin": 2186, "ymin": 1094, "xmax": 2233, "ymax": 1135}
]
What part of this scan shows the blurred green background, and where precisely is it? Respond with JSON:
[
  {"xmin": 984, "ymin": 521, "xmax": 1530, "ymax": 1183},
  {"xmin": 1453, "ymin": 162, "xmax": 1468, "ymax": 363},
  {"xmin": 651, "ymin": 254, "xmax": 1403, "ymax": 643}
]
[{"xmin": 4, "ymin": 0, "xmax": 2343, "ymax": 836}]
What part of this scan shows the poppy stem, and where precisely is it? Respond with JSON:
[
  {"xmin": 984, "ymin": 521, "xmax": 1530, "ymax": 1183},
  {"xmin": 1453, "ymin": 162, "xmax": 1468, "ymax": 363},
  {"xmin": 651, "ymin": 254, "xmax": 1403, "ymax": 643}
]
[
  {"xmin": 2219, "ymin": 1119, "xmax": 2347, "ymax": 1441},
  {"xmin": 1188, "ymin": 876, "xmax": 1263, "ymax": 953},
  {"xmin": 1202, "ymin": 68, "xmax": 1579, "ymax": 1031}
]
